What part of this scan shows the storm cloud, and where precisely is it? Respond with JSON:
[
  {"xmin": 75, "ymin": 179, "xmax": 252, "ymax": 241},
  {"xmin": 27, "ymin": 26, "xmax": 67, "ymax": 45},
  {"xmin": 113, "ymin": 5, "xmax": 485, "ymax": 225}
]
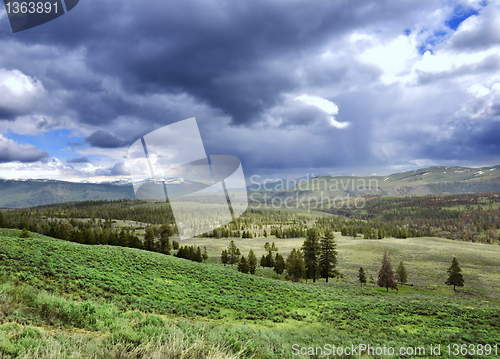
[{"xmin": 0, "ymin": 0, "xmax": 499, "ymax": 180}]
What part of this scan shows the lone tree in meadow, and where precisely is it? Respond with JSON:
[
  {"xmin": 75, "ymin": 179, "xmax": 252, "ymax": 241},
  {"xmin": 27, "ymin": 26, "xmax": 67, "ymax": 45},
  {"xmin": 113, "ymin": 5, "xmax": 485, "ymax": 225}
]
[
  {"xmin": 248, "ymin": 249, "xmax": 257, "ymax": 275},
  {"xmin": 358, "ymin": 267, "xmax": 367, "ymax": 286},
  {"xmin": 319, "ymin": 228, "xmax": 338, "ymax": 283},
  {"xmin": 302, "ymin": 228, "xmax": 321, "ymax": 282},
  {"xmin": 286, "ymin": 248, "xmax": 305, "ymax": 282},
  {"xmin": 395, "ymin": 261, "xmax": 408, "ymax": 285},
  {"xmin": 445, "ymin": 257, "xmax": 464, "ymax": 291},
  {"xmin": 378, "ymin": 251, "xmax": 398, "ymax": 292}
]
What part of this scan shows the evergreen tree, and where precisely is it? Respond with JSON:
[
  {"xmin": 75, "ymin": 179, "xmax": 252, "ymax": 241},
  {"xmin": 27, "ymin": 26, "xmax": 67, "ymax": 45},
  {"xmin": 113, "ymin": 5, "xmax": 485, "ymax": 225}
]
[
  {"xmin": 19, "ymin": 228, "xmax": 31, "ymax": 238},
  {"xmin": 194, "ymin": 247, "xmax": 203, "ymax": 262},
  {"xmin": 286, "ymin": 248, "xmax": 305, "ymax": 282},
  {"xmin": 319, "ymin": 228, "xmax": 338, "ymax": 282},
  {"xmin": 202, "ymin": 246, "xmax": 208, "ymax": 261},
  {"xmin": 172, "ymin": 240, "xmax": 180, "ymax": 250},
  {"xmin": 221, "ymin": 250, "xmax": 229, "ymax": 266},
  {"xmin": 260, "ymin": 255, "xmax": 266, "ymax": 267},
  {"xmin": 227, "ymin": 240, "xmax": 240, "ymax": 265},
  {"xmin": 158, "ymin": 225, "xmax": 172, "ymax": 255},
  {"xmin": 248, "ymin": 249, "xmax": 257, "ymax": 275},
  {"xmin": 274, "ymin": 253, "xmax": 285, "ymax": 277},
  {"xmin": 378, "ymin": 251, "xmax": 397, "ymax": 292},
  {"xmin": 358, "ymin": 267, "xmax": 367, "ymax": 286},
  {"xmin": 238, "ymin": 256, "xmax": 249, "ymax": 274},
  {"xmin": 445, "ymin": 257, "xmax": 464, "ymax": 291},
  {"xmin": 265, "ymin": 249, "xmax": 275, "ymax": 267},
  {"xmin": 144, "ymin": 227, "xmax": 156, "ymax": 251},
  {"xmin": 395, "ymin": 261, "xmax": 408, "ymax": 285},
  {"xmin": 0, "ymin": 211, "xmax": 4, "ymax": 228},
  {"xmin": 302, "ymin": 228, "xmax": 321, "ymax": 282}
]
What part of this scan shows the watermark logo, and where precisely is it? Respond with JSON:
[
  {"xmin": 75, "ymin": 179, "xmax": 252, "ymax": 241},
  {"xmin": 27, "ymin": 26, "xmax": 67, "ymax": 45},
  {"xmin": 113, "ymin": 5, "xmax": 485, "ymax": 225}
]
[
  {"xmin": 3, "ymin": 0, "xmax": 79, "ymax": 33},
  {"xmin": 127, "ymin": 117, "xmax": 248, "ymax": 239}
]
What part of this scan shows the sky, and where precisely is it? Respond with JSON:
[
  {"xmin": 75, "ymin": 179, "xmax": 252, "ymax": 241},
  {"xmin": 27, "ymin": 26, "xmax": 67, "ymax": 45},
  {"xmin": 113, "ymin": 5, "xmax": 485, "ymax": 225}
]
[{"xmin": 0, "ymin": 0, "xmax": 499, "ymax": 182}]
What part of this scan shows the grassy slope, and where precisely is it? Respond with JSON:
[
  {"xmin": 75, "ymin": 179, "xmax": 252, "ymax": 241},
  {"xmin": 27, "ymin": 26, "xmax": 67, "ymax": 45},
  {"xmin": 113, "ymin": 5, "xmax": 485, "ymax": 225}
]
[{"xmin": 1, "ymin": 229, "xmax": 500, "ymax": 358}]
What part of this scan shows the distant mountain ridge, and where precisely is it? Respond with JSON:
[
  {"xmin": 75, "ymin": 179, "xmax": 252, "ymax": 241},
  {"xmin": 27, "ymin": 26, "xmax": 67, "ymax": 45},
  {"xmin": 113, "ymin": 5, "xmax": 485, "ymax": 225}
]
[{"xmin": 0, "ymin": 164, "xmax": 499, "ymax": 208}]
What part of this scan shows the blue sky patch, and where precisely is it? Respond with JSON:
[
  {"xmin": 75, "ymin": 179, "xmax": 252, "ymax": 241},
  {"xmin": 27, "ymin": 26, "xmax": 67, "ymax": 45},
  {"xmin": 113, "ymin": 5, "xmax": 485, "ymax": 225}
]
[{"xmin": 445, "ymin": 5, "xmax": 479, "ymax": 31}]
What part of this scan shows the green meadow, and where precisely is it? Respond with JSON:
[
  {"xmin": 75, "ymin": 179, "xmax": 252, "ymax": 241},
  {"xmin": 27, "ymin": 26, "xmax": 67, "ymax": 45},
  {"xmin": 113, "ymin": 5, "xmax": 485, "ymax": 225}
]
[{"xmin": 1, "ymin": 228, "xmax": 499, "ymax": 358}]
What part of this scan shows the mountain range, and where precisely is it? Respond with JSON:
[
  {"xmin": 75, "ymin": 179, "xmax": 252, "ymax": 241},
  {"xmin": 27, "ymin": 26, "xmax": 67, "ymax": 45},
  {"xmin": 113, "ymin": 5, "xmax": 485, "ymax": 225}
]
[{"xmin": 1, "ymin": 164, "xmax": 499, "ymax": 208}]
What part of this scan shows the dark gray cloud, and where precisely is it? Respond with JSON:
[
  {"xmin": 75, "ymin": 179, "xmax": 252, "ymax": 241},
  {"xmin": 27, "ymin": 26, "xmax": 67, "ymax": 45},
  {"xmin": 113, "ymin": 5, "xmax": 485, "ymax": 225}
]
[
  {"xmin": 419, "ymin": 119, "xmax": 500, "ymax": 161},
  {"xmin": 67, "ymin": 156, "xmax": 90, "ymax": 163},
  {"xmin": 0, "ymin": 0, "xmax": 499, "ymax": 179},
  {"xmin": 0, "ymin": 137, "xmax": 49, "ymax": 163},
  {"xmin": 85, "ymin": 130, "xmax": 127, "ymax": 148},
  {"xmin": 0, "ymin": 0, "xmax": 436, "ymax": 126}
]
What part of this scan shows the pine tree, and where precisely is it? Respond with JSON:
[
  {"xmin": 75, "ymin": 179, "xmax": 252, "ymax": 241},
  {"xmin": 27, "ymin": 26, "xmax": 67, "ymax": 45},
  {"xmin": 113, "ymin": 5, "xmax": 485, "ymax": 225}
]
[
  {"xmin": 286, "ymin": 248, "xmax": 305, "ymax": 282},
  {"xmin": 172, "ymin": 240, "xmax": 180, "ymax": 250},
  {"xmin": 158, "ymin": 225, "xmax": 172, "ymax": 255},
  {"xmin": 238, "ymin": 256, "xmax": 249, "ymax": 274},
  {"xmin": 19, "ymin": 228, "xmax": 31, "ymax": 238},
  {"xmin": 194, "ymin": 247, "xmax": 203, "ymax": 262},
  {"xmin": 260, "ymin": 255, "xmax": 266, "ymax": 267},
  {"xmin": 302, "ymin": 228, "xmax": 321, "ymax": 282},
  {"xmin": 202, "ymin": 246, "xmax": 208, "ymax": 261},
  {"xmin": 358, "ymin": 267, "xmax": 367, "ymax": 286},
  {"xmin": 274, "ymin": 253, "xmax": 285, "ymax": 278},
  {"xmin": 144, "ymin": 227, "xmax": 155, "ymax": 251},
  {"xmin": 265, "ymin": 249, "xmax": 275, "ymax": 268},
  {"xmin": 395, "ymin": 261, "xmax": 408, "ymax": 285},
  {"xmin": 378, "ymin": 251, "xmax": 397, "ymax": 292},
  {"xmin": 319, "ymin": 228, "xmax": 338, "ymax": 282},
  {"xmin": 227, "ymin": 240, "xmax": 240, "ymax": 266},
  {"xmin": 221, "ymin": 250, "xmax": 229, "ymax": 266},
  {"xmin": 445, "ymin": 257, "xmax": 464, "ymax": 291},
  {"xmin": 248, "ymin": 249, "xmax": 257, "ymax": 275}
]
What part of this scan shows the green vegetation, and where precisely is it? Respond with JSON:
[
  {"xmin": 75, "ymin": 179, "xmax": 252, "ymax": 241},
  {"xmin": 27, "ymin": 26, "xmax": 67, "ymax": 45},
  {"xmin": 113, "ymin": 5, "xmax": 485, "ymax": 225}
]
[
  {"xmin": 0, "ymin": 229, "xmax": 499, "ymax": 358},
  {"xmin": 320, "ymin": 192, "xmax": 500, "ymax": 243},
  {"xmin": 1, "ymin": 228, "xmax": 500, "ymax": 357}
]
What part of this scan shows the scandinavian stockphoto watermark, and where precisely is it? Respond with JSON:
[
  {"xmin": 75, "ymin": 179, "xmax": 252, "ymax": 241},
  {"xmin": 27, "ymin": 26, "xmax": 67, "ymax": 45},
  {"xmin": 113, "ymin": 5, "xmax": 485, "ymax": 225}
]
[
  {"xmin": 248, "ymin": 174, "xmax": 379, "ymax": 211},
  {"xmin": 126, "ymin": 117, "xmax": 248, "ymax": 239}
]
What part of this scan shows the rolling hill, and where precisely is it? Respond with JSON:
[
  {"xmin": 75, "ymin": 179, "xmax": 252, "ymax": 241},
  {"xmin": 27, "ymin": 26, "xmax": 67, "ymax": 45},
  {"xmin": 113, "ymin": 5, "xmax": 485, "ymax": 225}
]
[{"xmin": 249, "ymin": 165, "xmax": 500, "ymax": 203}]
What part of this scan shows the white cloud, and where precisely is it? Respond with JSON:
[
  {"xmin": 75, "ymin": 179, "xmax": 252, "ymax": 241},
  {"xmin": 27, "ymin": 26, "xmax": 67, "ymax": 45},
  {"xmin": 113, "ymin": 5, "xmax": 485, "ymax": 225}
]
[
  {"xmin": 296, "ymin": 94, "xmax": 339, "ymax": 115},
  {"xmin": 359, "ymin": 35, "xmax": 418, "ymax": 84},
  {"xmin": 467, "ymin": 84, "xmax": 490, "ymax": 96},
  {"xmin": 0, "ymin": 68, "xmax": 45, "ymax": 110}
]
